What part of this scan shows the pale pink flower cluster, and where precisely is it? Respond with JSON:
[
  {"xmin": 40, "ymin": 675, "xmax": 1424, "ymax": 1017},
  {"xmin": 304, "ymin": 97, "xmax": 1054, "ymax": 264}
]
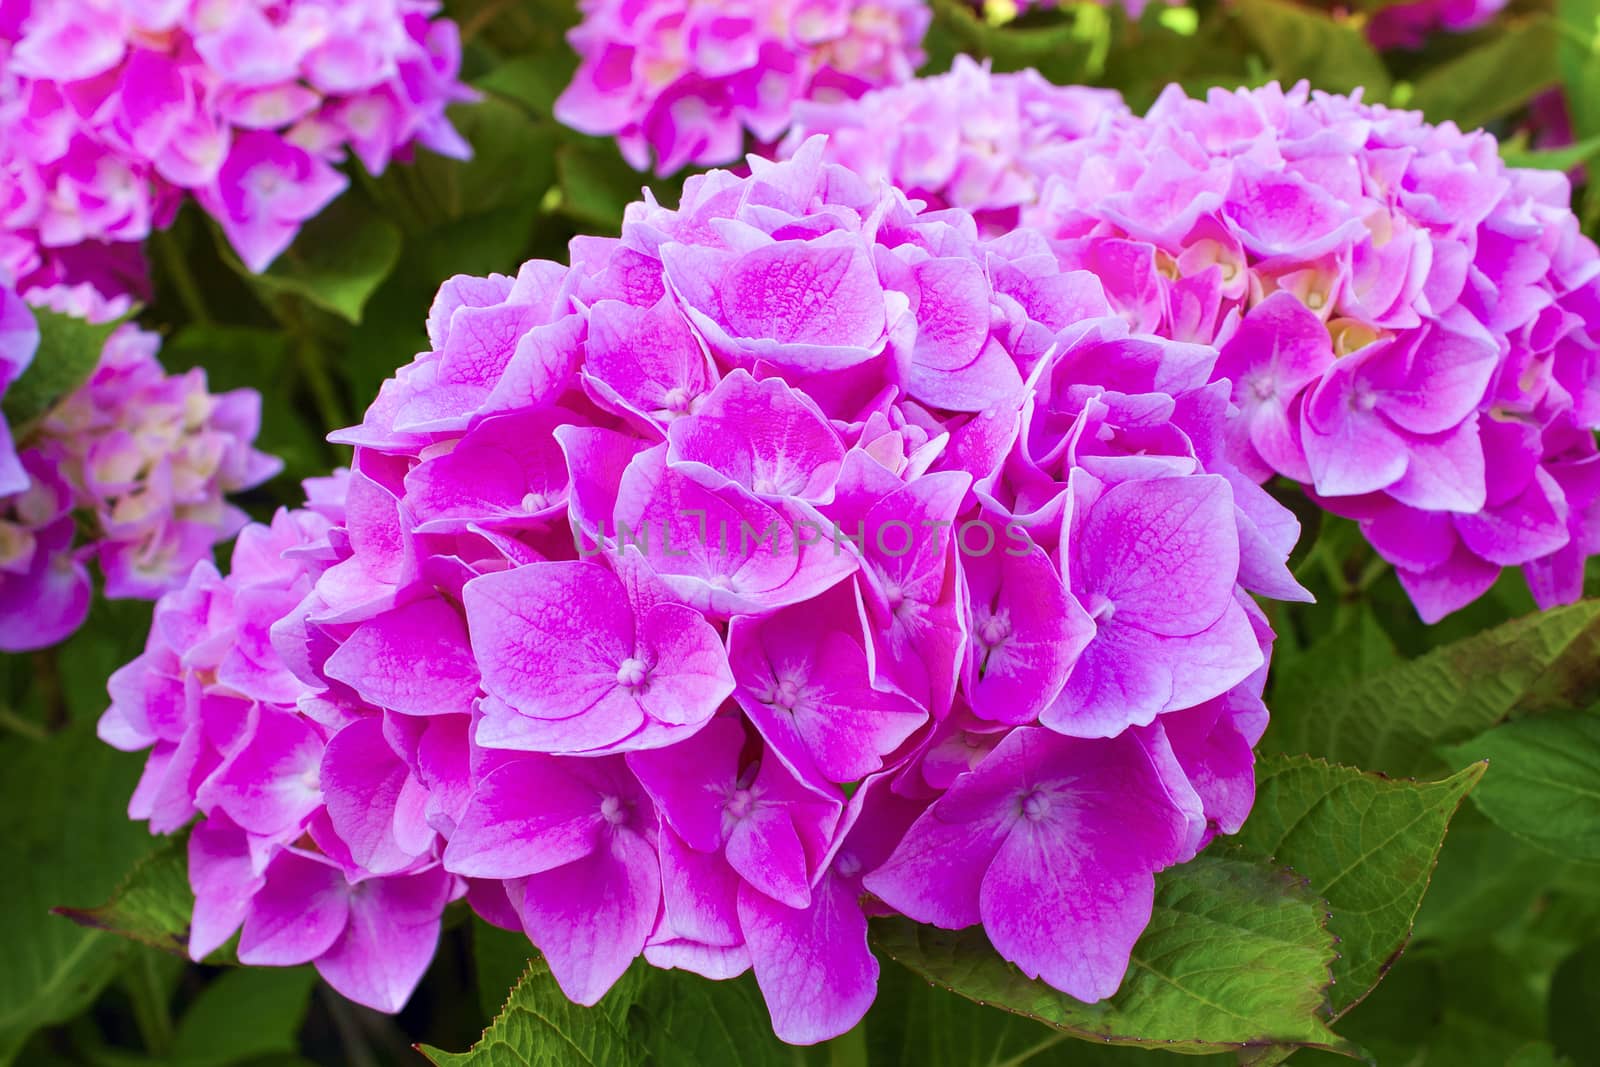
[{"xmin": 0, "ymin": 285, "xmax": 280, "ymax": 650}]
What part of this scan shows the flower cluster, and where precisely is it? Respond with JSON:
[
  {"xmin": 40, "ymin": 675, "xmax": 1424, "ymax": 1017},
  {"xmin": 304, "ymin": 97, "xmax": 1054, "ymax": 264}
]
[
  {"xmin": 780, "ymin": 56, "xmax": 1127, "ymax": 235},
  {"xmin": 0, "ymin": 289, "xmax": 280, "ymax": 651},
  {"xmin": 0, "ymin": 278, "xmax": 38, "ymax": 498},
  {"xmin": 1006, "ymin": 82, "xmax": 1600, "ymax": 621},
  {"xmin": 1, "ymin": 0, "xmax": 475, "ymax": 278},
  {"xmin": 1365, "ymin": 0, "xmax": 1508, "ymax": 50},
  {"xmin": 555, "ymin": 0, "xmax": 931, "ymax": 176},
  {"xmin": 103, "ymin": 144, "xmax": 1305, "ymax": 1041}
]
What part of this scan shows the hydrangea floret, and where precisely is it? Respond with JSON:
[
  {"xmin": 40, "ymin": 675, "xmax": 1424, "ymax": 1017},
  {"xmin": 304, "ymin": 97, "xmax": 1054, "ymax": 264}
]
[
  {"xmin": 555, "ymin": 0, "xmax": 931, "ymax": 176},
  {"xmin": 102, "ymin": 142, "xmax": 1306, "ymax": 1042},
  {"xmin": 1, "ymin": 0, "xmax": 476, "ymax": 278}
]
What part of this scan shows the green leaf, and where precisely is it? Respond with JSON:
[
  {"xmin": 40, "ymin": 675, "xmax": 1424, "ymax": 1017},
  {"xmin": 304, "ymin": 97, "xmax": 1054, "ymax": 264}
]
[
  {"xmin": 632, "ymin": 973, "xmax": 793, "ymax": 1067},
  {"xmin": 168, "ymin": 968, "xmax": 318, "ymax": 1067},
  {"xmin": 419, "ymin": 959, "xmax": 645, "ymax": 1067},
  {"xmin": 1408, "ymin": 16, "xmax": 1562, "ymax": 129},
  {"xmin": 554, "ymin": 141, "xmax": 654, "ymax": 234},
  {"xmin": 1549, "ymin": 939, "xmax": 1600, "ymax": 1065},
  {"xmin": 1, "ymin": 307, "xmax": 121, "ymax": 431},
  {"xmin": 866, "ymin": 962, "xmax": 1234, "ymax": 1066},
  {"xmin": 1229, "ymin": 756, "xmax": 1484, "ymax": 1016},
  {"xmin": 1500, "ymin": 132, "xmax": 1600, "ymax": 172},
  {"xmin": 873, "ymin": 855, "xmax": 1346, "ymax": 1055},
  {"xmin": 1261, "ymin": 600, "xmax": 1600, "ymax": 776},
  {"xmin": 219, "ymin": 194, "xmax": 401, "ymax": 324},
  {"xmin": 1413, "ymin": 808, "xmax": 1565, "ymax": 949},
  {"xmin": 0, "ymin": 725, "xmax": 159, "ymax": 1063},
  {"xmin": 1557, "ymin": 0, "xmax": 1600, "ymax": 145},
  {"xmin": 1269, "ymin": 606, "xmax": 1397, "ymax": 715},
  {"xmin": 472, "ymin": 921, "xmax": 535, "ymax": 1023},
  {"xmin": 1231, "ymin": 0, "xmax": 1391, "ymax": 97},
  {"xmin": 53, "ymin": 830, "xmax": 204, "ymax": 961},
  {"xmin": 1441, "ymin": 711, "xmax": 1600, "ymax": 862}
]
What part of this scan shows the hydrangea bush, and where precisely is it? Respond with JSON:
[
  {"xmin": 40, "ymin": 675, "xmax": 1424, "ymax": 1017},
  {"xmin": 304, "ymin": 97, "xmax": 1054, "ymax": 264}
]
[
  {"xmin": 0, "ymin": 0, "xmax": 474, "ymax": 278},
  {"xmin": 5, "ymin": 0, "xmax": 1599, "ymax": 1061}
]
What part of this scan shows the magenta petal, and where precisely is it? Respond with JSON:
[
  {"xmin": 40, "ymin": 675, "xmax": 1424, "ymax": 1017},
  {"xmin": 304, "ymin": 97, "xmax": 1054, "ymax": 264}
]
[
  {"xmin": 738, "ymin": 870, "xmax": 878, "ymax": 1045},
  {"xmin": 517, "ymin": 827, "xmax": 661, "ymax": 1006},
  {"xmin": 238, "ymin": 851, "xmax": 351, "ymax": 966},
  {"xmin": 314, "ymin": 866, "xmax": 452, "ymax": 1013},
  {"xmin": 323, "ymin": 596, "xmax": 479, "ymax": 716},
  {"xmin": 441, "ymin": 756, "xmax": 606, "ymax": 879}
]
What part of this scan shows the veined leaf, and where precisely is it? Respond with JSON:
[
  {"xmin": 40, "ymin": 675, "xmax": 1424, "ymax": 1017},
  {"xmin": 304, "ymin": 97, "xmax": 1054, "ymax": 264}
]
[
  {"xmin": 1441, "ymin": 711, "xmax": 1600, "ymax": 862},
  {"xmin": 1229, "ymin": 756, "xmax": 1485, "ymax": 1016},
  {"xmin": 1262, "ymin": 601, "xmax": 1600, "ymax": 776},
  {"xmin": 873, "ymin": 855, "xmax": 1347, "ymax": 1055}
]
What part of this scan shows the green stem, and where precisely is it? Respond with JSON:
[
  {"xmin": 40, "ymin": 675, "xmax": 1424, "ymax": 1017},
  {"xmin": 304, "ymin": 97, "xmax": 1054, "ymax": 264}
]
[
  {"xmin": 0, "ymin": 705, "xmax": 48, "ymax": 741},
  {"xmin": 123, "ymin": 950, "xmax": 174, "ymax": 1058},
  {"xmin": 155, "ymin": 229, "xmax": 211, "ymax": 325},
  {"xmin": 295, "ymin": 335, "xmax": 350, "ymax": 436},
  {"xmin": 1356, "ymin": 552, "xmax": 1393, "ymax": 592}
]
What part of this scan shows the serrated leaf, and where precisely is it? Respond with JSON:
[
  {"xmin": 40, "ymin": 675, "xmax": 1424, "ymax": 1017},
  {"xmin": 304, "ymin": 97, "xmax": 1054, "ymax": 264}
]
[
  {"xmin": 633, "ymin": 973, "xmax": 793, "ymax": 1067},
  {"xmin": 419, "ymin": 959, "xmax": 645, "ymax": 1067},
  {"xmin": 1232, "ymin": 0, "xmax": 1391, "ymax": 97},
  {"xmin": 0, "ymin": 725, "xmax": 158, "ymax": 1063},
  {"xmin": 873, "ymin": 855, "xmax": 1346, "ymax": 1055},
  {"xmin": 866, "ymin": 962, "xmax": 1234, "ymax": 1066},
  {"xmin": 1413, "ymin": 808, "xmax": 1563, "ymax": 949},
  {"xmin": 218, "ymin": 194, "xmax": 401, "ymax": 324},
  {"xmin": 1261, "ymin": 601, "xmax": 1600, "ymax": 776},
  {"xmin": 53, "ymin": 829, "xmax": 198, "ymax": 959},
  {"xmin": 472, "ymin": 920, "xmax": 535, "ymax": 1023},
  {"xmin": 1408, "ymin": 16, "xmax": 1561, "ymax": 129},
  {"xmin": 1229, "ymin": 755, "xmax": 1484, "ymax": 1016},
  {"xmin": 168, "ymin": 967, "xmax": 317, "ymax": 1067},
  {"xmin": 1, "ymin": 307, "xmax": 120, "ymax": 431},
  {"xmin": 1441, "ymin": 711, "xmax": 1600, "ymax": 862}
]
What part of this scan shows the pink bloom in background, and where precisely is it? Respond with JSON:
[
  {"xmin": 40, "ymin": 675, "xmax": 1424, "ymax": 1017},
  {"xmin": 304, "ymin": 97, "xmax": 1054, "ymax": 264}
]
[
  {"xmin": 0, "ymin": 288, "xmax": 280, "ymax": 651},
  {"xmin": 103, "ymin": 142, "xmax": 1306, "ymax": 1043},
  {"xmin": 1366, "ymin": 0, "xmax": 1509, "ymax": 49},
  {"xmin": 555, "ymin": 0, "xmax": 932, "ymax": 175},
  {"xmin": 0, "ymin": 0, "xmax": 475, "ymax": 277},
  {"xmin": 997, "ymin": 81, "xmax": 1600, "ymax": 621},
  {"xmin": 781, "ymin": 55, "xmax": 1127, "ymax": 235}
]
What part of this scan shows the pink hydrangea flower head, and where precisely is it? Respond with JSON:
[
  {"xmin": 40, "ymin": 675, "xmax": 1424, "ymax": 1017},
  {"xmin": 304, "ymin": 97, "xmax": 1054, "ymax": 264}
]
[
  {"xmin": 104, "ymin": 142, "xmax": 1308, "ymax": 1041},
  {"xmin": 555, "ymin": 0, "xmax": 932, "ymax": 176},
  {"xmin": 1, "ymin": 0, "xmax": 475, "ymax": 275},
  {"xmin": 1025, "ymin": 81, "xmax": 1600, "ymax": 620}
]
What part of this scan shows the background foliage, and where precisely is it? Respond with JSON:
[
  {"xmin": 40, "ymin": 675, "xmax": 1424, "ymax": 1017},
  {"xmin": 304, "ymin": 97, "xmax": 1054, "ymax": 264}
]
[{"xmin": 4, "ymin": 0, "xmax": 1600, "ymax": 1063}]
